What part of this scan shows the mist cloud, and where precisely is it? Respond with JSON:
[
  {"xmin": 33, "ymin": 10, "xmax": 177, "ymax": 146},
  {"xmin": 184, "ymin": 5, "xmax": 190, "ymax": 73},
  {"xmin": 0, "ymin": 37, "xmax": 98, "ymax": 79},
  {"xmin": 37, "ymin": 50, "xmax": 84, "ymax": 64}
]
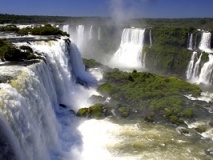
[
  {"xmin": 109, "ymin": 0, "xmax": 135, "ymax": 24},
  {"xmin": 108, "ymin": 0, "xmax": 154, "ymax": 24}
]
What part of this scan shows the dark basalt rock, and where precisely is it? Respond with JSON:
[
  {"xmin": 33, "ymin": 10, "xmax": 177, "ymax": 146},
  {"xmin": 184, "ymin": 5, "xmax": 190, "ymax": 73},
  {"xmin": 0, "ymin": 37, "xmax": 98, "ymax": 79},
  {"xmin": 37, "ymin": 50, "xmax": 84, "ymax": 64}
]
[{"xmin": 59, "ymin": 104, "xmax": 67, "ymax": 108}]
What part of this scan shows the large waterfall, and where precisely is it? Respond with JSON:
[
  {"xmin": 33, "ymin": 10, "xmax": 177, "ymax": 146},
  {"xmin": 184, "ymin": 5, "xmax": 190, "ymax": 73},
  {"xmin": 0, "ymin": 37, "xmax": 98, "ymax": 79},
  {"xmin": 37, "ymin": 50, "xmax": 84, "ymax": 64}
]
[
  {"xmin": 0, "ymin": 38, "xmax": 97, "ymax": 160},
  {"xmin": 188, "ymin": 33, "xmax": 193, "ymax": 50},
  {"xmin": 76, "ymin": 25, "xmax": 85, "ymax": 49},
  {"xmin": 186, "ymin": 52, "xmax": 213, "ymax": 84},
  {"xmin": 186, "ymin": 31, "xmax": 213, "ymax": 84},
  {"xmin": 61, "ymin": 24, "xmax": 101, "ymax": 52},
  {"xmin": 186, "ymin": 51, "xmax": 197, "ymax": 79},
  {"xmin": 110, "ymin": 28, "xmax": 146, "ymax": 69},
  {"xmin": 199, "ymin": 32, "xmax": 213, "ymax": 53}
]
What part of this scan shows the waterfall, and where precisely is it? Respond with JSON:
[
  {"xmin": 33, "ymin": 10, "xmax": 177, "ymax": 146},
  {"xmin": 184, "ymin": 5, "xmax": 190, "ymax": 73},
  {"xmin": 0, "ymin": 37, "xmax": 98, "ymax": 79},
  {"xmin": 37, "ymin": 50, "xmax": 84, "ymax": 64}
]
[
  {"xmin": 69, "ymin": 43, "xmax": 97, "ymax": 85},
  {"xmin": 76, "ymin": 25, "xmax": 85, "ymax": 49},
  {"xmin": 98, "ymin": 27, "xmax": 101, "ymax": 41},
  {"xmin": 186, "ymin": 52, "xmax": 213, "ymax": 85},
  {"xmin": 89, "ymin": 25, "xmax": 93, "ymax": 40},
  {"xmin": 198, "ymin": 54, "xmax": 213, "ymax": 84},
  {"xmin": 186, "ymin": 51, "xmax": 197, "ymax": 79},
  {"xmin": 62, "ymin": 25, "xmax": 69, "ymax": 35},
  {"xmin": 199, "ymin": 32, "xmax": 213, "ymax": 53},
  {"xmin": 149, "ymin": 30, "xmax": 152, "ymax": 48},
  {"xmin": 192, "ymin": 53, "xmax": 202, "ymax": 80},
  {"xmin": 188, "ymin": 33, "xmax": 193, "ymax": 50},
  {"xmin": 0, "ymin": 38, "xmax": 97, "ymax": 159},
  {"xmin": 110, "ymin": 28, "xmax": 146, "ymax": 69}
]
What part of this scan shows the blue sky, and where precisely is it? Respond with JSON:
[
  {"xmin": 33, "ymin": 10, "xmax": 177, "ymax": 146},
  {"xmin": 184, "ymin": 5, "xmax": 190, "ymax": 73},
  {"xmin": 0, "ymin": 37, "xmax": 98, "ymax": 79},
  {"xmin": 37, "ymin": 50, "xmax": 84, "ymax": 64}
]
[{"xmin": 0, "ymin": 0, "xmax": 213, "ymax": 18}]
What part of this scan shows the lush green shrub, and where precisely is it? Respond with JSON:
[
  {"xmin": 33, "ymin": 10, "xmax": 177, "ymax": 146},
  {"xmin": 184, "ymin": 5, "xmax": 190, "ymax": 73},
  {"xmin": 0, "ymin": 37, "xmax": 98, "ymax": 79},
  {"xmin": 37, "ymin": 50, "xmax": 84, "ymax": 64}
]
[
  {"xmin": 117, "ymin": 104, "xmax": 131, "ymax": 118},
  {"xmin": 77, "ymin": 103, "xmax": 104, "ymax": 119},
  {"xmin": 0, "ymin": 25, "xmax": 19, "ymax": 32},
  {"xmin": 0, "ymin": 39, "xmax": 39, "ymax": 61},
  {"xmin": 83, "ymin": 58, "xmax": 102, "ymax": 68},
  {"xmin": 18, "ymin": 24, "xmax": 69, "ymax": 36},
  {"xmin": 97, "ymin": 69, "xmax": 202, "ymax": 123},
  {"xmin": 97, "ymin": 83, "xmax": 116, "ymax": 96},
  {"xmin": 144, "ymin": 26, "xmax": 197, "ymax": 76}
]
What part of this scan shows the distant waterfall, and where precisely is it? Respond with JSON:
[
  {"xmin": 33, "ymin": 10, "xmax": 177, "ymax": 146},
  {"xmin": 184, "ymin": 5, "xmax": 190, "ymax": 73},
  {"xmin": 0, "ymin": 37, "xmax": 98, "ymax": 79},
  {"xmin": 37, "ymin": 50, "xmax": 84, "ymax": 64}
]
[
  {"xmin": 192, "ymin": 53, "xmax": 202, "ymax": 79},
  {"xmin": 149, "ymin": 30, "xmax": 152, "ymax": 48},
  {"xmin": 89, "ymin": 25, "xmax": 93, "ymax": 40},
  {"xmin": 76, "ymin": 25, "xmax": 85, "ymax": 49},
  {"xmin": 199, "ymin": 32, "xmax": 213, "ymax": 53},
  {"xmin": 186, "ymin": 52, "xmax": 213, "ymax": 84},
  {"xmin": 110, "ymin": 28, "xmax": 146, "ymax": 69},
  {"xmin": 62, "ymin": 25, "xmax": 69, "ymax": 35},
  {"xmin": 198, "ymin": 54, "xmax": 213, "ymax": 84},
  {"xmin": 194, "ymin": 33, "xmax": 198, "ymax": 50},
  {"xmin": 188, "ymin": 33, "xmax": 193, "ymax": 50},
  {"xmin": 186, "ymin": 51, "xmax": 197, "ymax": 79},
  {"xmin": 98, "ymin": 27, "xmax": 101, "ymax": 41}
]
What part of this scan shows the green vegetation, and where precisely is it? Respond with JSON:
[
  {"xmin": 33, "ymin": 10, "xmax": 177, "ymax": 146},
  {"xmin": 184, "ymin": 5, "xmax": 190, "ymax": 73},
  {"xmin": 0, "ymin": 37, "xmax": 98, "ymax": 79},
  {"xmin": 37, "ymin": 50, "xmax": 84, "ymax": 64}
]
[
  {"xmin": 194, "ymin": 125, "xmax": 207, "ymax": 133},
  {"xmin": 0, "ymin": 24, "xmax": 68, "ymax": 36},
  {"xmin": 0, "ymin": 25, "xmax": 19, "ymax": 32},
  {"xmin": 144, "ymin": 27, "xmax": 196, "ymax": 76},
  {"xmin": 77, "ymin": 103, "xmax": 104, "ymax": 119},
  {"xmin": 0, "ymin": 39, "xmax": 39, "ymax": 61},
  {"xmin": 1, "ymin": 14, "xmax": 213, "ymax": 30},
  {"xmin": 97, "ymin": 69, "xmax": 202, "ymax": 123},
  {"xmin": 18, "ymin": 24, "xmax": 68, "ymax": 36},
  {"xmin": 83, "ymin": 58, "xmax": 102, "ymax": 68}
]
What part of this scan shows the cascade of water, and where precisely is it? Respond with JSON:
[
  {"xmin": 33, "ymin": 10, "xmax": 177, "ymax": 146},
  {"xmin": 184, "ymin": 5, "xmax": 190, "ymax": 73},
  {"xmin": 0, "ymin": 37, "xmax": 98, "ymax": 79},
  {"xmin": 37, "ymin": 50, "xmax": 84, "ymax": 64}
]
[
  {"xmin": 110, "ymin": 28, "xmax": 146, "ymax": 69},
  {"xmin": 76, "ymin": 25, "xmax": 85, "ymax": 49},
  {"xmin": 98, "ymin": 27, "xmax": 101, "ymax": 41},
  {"xmin": 199, "ymin": 54, "xmax": 213, "ymax": 84},
  {"xmin": 194, "ymin": 33, "xmax": 198, "ymax": 50},
  {"xmin": 0, "ymin": 38, "xmax": 98, "ymax": 159},
  {"xmin": 149, "ymin": 30, "xmax": 152, "ymax": 48},
  {"xmin": 192, "ymin": 53, "xmax": 202, "ymax": 80},
  {"xmin": 69, "ymin": 43, "xmax": 97, "ymax": 85},
  {"xmin": 186, "ymin": 51, "xmax": 197, "ymax": 79},
  {"xmin": 188, "ymin": 33, "xmax": 193, "ymax": 50},
  {"xmin": 199, "ymin": 32, "xmax": 213, "ymax": 53},
  {"xmin": 0, "ymin": 65, "xmax": 61, "ymax": 160},
  {"xmin": 89, "ymin": 25, "xmax": 93, "ymax": 40},
  {"xmin": 62, "ymin": 25, "xmax": 69, "ymax": 35}
]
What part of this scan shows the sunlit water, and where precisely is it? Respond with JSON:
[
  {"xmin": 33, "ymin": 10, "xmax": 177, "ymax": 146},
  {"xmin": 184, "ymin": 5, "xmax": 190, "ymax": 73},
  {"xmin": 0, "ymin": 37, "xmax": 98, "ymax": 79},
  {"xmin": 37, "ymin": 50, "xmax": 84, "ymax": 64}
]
[{"xmin": 78, "ymin": 118, "xmax": 213, "ymax": 160}]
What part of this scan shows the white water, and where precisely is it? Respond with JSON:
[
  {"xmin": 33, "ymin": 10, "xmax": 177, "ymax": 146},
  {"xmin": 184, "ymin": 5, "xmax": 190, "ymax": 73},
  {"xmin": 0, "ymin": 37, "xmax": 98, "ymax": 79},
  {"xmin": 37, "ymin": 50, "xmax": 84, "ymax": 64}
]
[
  {"xmin": 76, "ymin": 25, "xmax": 85, "ymax": 49},
  {"xmin": 98, "ymin": 27, "xmax": 101, "ymax": 41},
  {"xmin": 186, "ymin": 51, "xmax": 197, "ymax": 80},
  {"xmin": 69, "ymin": 43, "xmax": 97, "ymax": 85},
  {"xmin": 187, "ymin": 52, "xmax": 213, "ymax": 85},
  {"xmin": 89, "ymin": 25, "xmax": 93, "ymax": 40},
  {"xmin": 110, "ymin": 28, "xmax": 146, "ymax": 69},
  {"xmin": 0, "ymin": 38, "xmax": 98, "ymax": 159},
  {"xmin": 199, "ymin": 54, "xmax": 213, "ymax": 84},
  {"xmin": 78, "ymin": 119, "xmax": 213, "ymax": 160},
  {"xmin": 62, "ymin": 25, "xmax": 69, "ymax": 35},
  {"xmin": 188, "ymin": 33, "xmax": 193, "ymax": 50},
  {"xmin": 199, "ymin": 32, "xmax": 213, "ymax": 53},
  {"xmin": 192, "ymin": 53, "xmax": 203, "ymax": 80},
  {"xmin": 149, "ymin": 30, "xmax": 152, "ymax": 48}
]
